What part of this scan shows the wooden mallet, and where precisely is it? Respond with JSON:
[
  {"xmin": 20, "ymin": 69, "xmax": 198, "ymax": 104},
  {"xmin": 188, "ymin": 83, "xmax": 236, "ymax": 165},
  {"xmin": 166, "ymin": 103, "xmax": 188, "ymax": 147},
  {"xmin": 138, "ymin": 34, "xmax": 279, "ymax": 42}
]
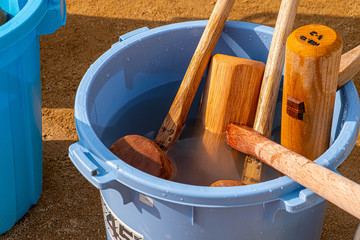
[
  {"xmin": 110, "ymin": 0, "xmax": 235, "ymax": 179},
  {"xmin": 196, "ymin": 54, "xmax": 265, "ymax": 184},
  {"xmin": 281, "ymin": 24, "xmax": 342, "ymax": 160}
]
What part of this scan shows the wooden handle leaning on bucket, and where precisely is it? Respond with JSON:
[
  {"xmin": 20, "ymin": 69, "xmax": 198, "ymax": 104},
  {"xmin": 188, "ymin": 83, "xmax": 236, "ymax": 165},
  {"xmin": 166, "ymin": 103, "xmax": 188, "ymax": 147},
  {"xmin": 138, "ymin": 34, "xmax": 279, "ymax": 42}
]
[
  {"xmin": 241, "ymin": 0, "xmax": 300, "ymax": 184},
  {"xmin": 154, "ymin": 0, "xmax": 236, "ymax": 153},
  {"xmin": 338, "ymin": 44, "xmax": 360, "ymax": 90},
  {"xmin": 226, "ymin": 123, "xmax": 360, "ymax": 219}
]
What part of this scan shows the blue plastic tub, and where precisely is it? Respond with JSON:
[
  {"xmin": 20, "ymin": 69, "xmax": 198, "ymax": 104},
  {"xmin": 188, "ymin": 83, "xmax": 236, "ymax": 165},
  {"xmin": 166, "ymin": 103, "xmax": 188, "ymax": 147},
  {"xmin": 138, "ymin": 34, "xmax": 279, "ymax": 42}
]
[
  {"xmin": 69, "ymin": 21, "xmax": 359, "ymax": 240},
  {"xmin": 0, "ymin": 0, "xmax": 66, "ymax": 234}
]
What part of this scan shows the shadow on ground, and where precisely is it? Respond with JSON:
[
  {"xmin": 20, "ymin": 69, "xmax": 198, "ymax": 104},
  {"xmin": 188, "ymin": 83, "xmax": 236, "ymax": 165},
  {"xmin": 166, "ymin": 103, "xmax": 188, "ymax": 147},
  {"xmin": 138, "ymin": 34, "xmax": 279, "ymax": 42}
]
[{"xmin": 40, "ymin": 12, "xmax": 360, "ymax": 109}]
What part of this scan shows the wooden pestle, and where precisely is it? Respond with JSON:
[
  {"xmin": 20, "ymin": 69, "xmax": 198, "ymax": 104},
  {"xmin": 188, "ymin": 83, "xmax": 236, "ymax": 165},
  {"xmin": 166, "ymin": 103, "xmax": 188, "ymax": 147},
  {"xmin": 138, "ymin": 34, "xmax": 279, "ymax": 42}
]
[
  {"xmin": 281, "ymin": 24, "xmax": 342, "ymax": 160},
  {"xmin": 241, "ymin": 0, "xmax": 300, "ymax": 184},
  {"xmin": 110, "ymin": 0, "xmax": 235, "ymax": 179},
  {"xmin": 226, "ymin": 123, "xmax": 360, "ymax": 220},
  {"xmin": 197, "ymin": 54, "xmax": 265, "ymax": 184}
]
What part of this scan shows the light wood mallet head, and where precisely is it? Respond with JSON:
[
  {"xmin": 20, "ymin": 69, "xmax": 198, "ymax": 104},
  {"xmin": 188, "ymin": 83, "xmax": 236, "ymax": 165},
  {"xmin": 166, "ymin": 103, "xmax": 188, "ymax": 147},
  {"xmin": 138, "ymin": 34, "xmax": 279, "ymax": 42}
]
[{"xmin": 197, "ymin": 54, "xmax": 264, "ymax": 184}]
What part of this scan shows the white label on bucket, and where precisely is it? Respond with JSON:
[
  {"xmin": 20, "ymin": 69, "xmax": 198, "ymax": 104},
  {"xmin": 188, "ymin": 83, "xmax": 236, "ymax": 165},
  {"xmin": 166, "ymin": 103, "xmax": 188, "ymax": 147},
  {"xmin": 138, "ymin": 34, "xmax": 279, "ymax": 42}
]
[
  {"xmin": 101, "ymin": 194, "xmax": 144, "ymax": 240},
  {"xmin": 139, "ymin": 193, "xmax": 154, "ymax": 208}
]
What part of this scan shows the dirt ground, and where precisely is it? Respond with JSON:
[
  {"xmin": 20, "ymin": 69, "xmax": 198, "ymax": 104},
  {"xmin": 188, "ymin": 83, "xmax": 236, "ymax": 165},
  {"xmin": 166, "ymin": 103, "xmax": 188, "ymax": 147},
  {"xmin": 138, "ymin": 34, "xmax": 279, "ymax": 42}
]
[{"xmin": 1, "ymin": 0, "xmax": 360, "ymax": 239}]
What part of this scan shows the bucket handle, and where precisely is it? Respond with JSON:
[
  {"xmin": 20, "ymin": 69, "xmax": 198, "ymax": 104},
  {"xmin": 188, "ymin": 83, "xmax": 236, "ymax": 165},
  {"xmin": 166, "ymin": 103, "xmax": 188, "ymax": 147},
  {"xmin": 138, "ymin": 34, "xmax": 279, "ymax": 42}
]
[
  {"xmin": 265, "ymin": 187, "xmax": 326, "ymax": 223},
  {"xmin": 37, "ymin": 0, "xmax": 67, "ymax": 35},
  {"xmin": 68, "ymin": 143, "xmax": 116, "ymax": 190}
]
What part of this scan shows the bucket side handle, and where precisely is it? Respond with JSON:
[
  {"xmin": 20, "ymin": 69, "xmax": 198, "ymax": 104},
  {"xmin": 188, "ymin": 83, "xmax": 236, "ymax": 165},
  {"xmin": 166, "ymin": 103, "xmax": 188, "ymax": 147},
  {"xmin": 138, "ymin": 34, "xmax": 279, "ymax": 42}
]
[
  {"xmin": 37, "ymin": 0, "xmax": 66, "ymax": 35},
  {"xmin": 68, "ymin": 143, "xmax": 115, "ymax": 190},
  {"xmin": 119, "ymin": 27, "xmax": 149, "ymax": 42},
  {"xmin": 265, "ymin": 188, "xmax": 326, "ymax": 223}
]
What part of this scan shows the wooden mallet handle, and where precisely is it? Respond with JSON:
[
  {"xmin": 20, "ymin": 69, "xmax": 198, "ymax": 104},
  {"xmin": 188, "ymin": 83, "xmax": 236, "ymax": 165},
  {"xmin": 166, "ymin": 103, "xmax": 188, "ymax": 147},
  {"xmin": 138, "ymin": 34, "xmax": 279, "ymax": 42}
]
[
  {"xmin": 154, "ymin": 0, "xmax": 235, "ymax": 153},
  {"xmin": 241, "ymin": 0, "xmax": 300, "ymax": 184},
  {"xmin": 226, "ymin": 123, "xmax": 360, "ymax": 220},
  {"xmin": 281, "ymin": 24, "xmax": 342, "ymax": 160},
  {"xmin": 338, "ymin": 44, "xmax": 360, "ymax": 90}
]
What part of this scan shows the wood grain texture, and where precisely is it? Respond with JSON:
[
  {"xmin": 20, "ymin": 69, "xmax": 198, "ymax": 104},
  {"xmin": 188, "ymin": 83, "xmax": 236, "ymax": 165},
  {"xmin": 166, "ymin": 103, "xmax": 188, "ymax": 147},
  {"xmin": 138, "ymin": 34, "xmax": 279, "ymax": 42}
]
[
  {"xmin": 199, "ymin": 54, "xmax": 264, "ymax": 160},
  {"xmin": 226, "ymin": 123, "xmax": 360, "ymax": 219},
  {"xmin": 154, "ymin": 0, "xmax": 236, "ymax": 153},
  {"xmin": 281, "ymin": 24, "xmax": 342, "ymax": 160},
  {"xmin": 241, "ymin": 0, "xmax": 300, "ymax": 184},
  {"xmin": 338, "ymin": 44, "xmax": 360, "ymax": 90}
]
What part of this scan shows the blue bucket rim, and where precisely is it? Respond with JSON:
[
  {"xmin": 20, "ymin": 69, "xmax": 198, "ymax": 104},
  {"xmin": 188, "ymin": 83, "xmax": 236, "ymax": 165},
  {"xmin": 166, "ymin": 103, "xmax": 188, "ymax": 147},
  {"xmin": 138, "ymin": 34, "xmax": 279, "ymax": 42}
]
[
  {"xmin": 73, "ymin": 20, "xmax": 360, "ymax": 207},
  {"xmin": 0, "ymin": 0, "xmax": 48, "ymax": 49}
]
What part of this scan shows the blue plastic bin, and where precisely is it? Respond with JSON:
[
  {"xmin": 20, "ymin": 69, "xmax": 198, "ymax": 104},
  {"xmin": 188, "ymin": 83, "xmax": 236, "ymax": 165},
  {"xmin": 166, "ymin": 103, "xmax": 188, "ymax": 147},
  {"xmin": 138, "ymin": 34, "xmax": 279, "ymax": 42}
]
[
  {"xmin": 0, "ymin": 0, "xmax": 66, "ymax": 234},
  {"xmin": 69, "ymin": 21, "xmax": 359, "ymax": 240}
]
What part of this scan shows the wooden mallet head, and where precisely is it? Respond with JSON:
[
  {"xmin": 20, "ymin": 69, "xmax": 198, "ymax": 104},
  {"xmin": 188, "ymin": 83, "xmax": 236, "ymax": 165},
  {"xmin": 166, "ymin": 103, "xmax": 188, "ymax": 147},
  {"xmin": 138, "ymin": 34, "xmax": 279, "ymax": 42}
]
[{"xmin": 198, "ymin": 54, "xmax": 264, "ymax": 184}]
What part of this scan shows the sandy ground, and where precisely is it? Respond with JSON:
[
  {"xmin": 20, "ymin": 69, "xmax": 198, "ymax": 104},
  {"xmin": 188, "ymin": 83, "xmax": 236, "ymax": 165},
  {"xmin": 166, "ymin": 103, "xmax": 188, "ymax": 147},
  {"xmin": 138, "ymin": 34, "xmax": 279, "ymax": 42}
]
[{"xmin": 1, "ymin": 0, "xmax": 360, "ymax": 239}]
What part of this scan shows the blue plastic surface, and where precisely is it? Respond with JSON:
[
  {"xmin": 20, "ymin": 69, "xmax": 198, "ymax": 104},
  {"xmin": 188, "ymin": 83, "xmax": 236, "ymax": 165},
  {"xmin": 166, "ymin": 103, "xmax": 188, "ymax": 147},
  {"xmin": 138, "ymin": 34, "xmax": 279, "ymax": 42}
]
[
  {"xmin": 0, "ymin": 0, "xmax": 66, "ymax": 234},
  {"xmin": 69, "ymin": 21, "xmax": 360, "ymax": 240}
]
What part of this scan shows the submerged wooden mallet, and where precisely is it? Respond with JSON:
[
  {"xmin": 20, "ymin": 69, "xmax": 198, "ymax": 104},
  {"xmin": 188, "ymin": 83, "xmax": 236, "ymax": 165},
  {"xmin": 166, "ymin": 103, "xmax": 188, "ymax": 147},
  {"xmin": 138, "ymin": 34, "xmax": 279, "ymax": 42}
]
[
  {"xmin": 110, "ymin": 0, "xmax": 235, "ymax": 179},
  {"xmin": 226, "ymin": 123, "xmax": 360, "ymax": 219},
  {"xmin": 196, "ymin": 54, "xmax": 265, "ymax": 184}
]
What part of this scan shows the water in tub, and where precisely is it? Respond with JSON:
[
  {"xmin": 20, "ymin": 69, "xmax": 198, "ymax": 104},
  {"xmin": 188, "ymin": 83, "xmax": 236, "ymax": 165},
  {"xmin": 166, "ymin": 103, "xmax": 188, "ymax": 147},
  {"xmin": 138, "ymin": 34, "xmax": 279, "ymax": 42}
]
[{"xmin": 102, "ymin": 81, "xmax": 280, "ymax": 186}]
